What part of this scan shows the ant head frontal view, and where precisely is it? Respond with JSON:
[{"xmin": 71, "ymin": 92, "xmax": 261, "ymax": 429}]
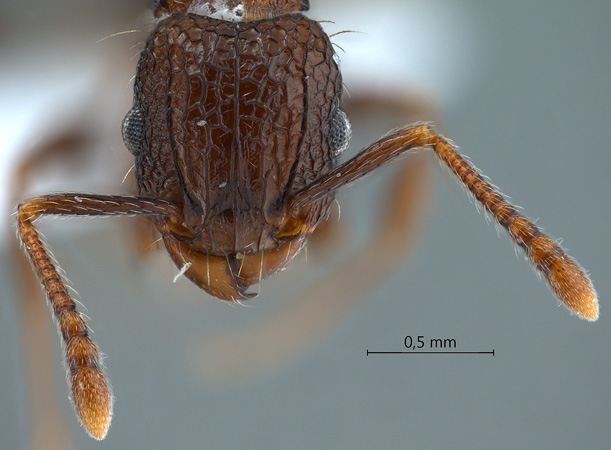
[{"xmin": 16, "ymin": 0, "xmax": 598, "ymax": 440}]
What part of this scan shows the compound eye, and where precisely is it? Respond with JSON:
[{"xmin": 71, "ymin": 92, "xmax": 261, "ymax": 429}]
[
  {"xmin": 329, "ymin": 109, "xmax": 351, "ymax": 158},
  {"xmin": 121, "ymin": 106, "xmax": 145, "ymax": 156}
]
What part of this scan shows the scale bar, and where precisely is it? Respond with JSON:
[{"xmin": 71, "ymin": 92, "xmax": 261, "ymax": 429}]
[{"xmin": 367, "ymin": 349, "xmax": 495, "ymax": 356}]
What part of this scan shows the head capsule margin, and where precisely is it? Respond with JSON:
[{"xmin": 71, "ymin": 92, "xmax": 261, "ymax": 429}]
[{"xmin": 154, "ymin": 0, "xmax": 309, "ymax": 20}]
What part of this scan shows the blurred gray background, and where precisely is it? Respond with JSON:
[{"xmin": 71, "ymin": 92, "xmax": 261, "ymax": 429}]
[{"xmin": 1, "ymin": 1, "xmax": 610, "ymax": 449}]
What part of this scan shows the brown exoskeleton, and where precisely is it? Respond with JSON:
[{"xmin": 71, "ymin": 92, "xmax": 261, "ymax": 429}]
[{"xmin": 16, "ymin": 0, "xmax": 599, "ymax": 440}]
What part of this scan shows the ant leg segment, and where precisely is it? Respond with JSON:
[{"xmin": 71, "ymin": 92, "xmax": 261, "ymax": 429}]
[
  {"xmin": 288, "ymin": 124, "xmax": 598, "ymax": 321},
  {"xmin": 10, "ymin": 133, "xmax": 90, "ymax": 447},
  {"xmin": 287, "ymin": 124, "xmax": 443, "ymax": 212},
  {"xmin": 17, "ymin": 194, "xmax": 180, "ymax": 440},
  {"xmin": 18, "ymin": 193, "xmax": 179, "ymax": 218}
]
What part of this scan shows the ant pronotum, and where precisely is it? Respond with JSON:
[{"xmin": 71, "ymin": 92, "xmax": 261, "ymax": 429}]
[{"xmin": 15, "ymin": 0, "xmax": 598, "ymax": 440}]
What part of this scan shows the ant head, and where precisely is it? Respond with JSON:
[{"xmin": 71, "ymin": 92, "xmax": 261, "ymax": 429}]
[{"xmin": 154, "ymin": 0, "xmax": 309, "ymax": 20}]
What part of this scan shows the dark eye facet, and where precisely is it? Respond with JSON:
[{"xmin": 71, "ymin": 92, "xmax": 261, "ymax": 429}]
[
  {"xmin": 121, "ymin": 106, "xmax": 145, "ymax": 156},
  {"xmin": 329, "ymin": 109, "xmax": 351, "ymax": 158}
]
